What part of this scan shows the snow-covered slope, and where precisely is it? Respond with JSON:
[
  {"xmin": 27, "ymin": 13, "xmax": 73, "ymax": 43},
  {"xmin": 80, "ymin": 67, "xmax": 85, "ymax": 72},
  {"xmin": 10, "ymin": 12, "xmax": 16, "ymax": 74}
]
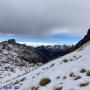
[{"xmin": 2, "ymin": 41, "xmax": 90, "ymax": 90}]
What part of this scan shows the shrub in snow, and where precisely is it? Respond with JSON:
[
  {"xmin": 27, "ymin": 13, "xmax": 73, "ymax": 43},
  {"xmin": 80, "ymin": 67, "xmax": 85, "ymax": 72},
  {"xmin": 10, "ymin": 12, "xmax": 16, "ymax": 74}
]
[
  {"xmin": 19, "ymin": 77, "xmax": 26, "ymax": 82},
  {"xmin": 69, "ymin": 72, "xmax": 74, "ymax": 77},
  {"xmin": 50, "ymin": 63, "xmax": 55, "ymax": 67},
  {"xmin": 80, "ymin": 68, "xmax": 86, "ymax": 73},
  {"xmin": 73, "ymin": 55, "xmax": 77, "ymax": 58},
  {"xmin": 79, "ymin": 82, "xmax": 89, "ymax": 87},
  {"xmin": 63, "ymin": 76, "xmax": 67, "ymax": 80},
  {"xmin": 74, "ymin": 75, "xmax": 81, "ymax": 80},
  {"xmin": 31, "ymin": 86, "xmax": 39, "ymax": 90},
  {"xmin": 56, "ymin": 76, "xmax": 60, "ymax": 79},
  {"xmin": 13, "ymin": 77, "xmax": 26, "ymax": 85},
  {"xmin": 39, "ymin": 78, "xmax": 51, "ymax": 86},
  {"xmin": 63, "ymin": 59, "xmax": 68, "ymax": 63},
  {"xmin": 14, "ymin": 80, "xmax": 20, "ymax": 85},
  {"xmin": 54, "ymin": 87, "xmax": 63, "ymax": 90},
  {"xmin": 86, "ymin": 71, "xmax": 90, "ymax": 76}
]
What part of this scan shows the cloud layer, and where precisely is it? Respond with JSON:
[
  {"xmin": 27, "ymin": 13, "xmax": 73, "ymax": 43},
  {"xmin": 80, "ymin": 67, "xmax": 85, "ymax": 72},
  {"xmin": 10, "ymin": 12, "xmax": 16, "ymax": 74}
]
[
  {"xmin": 0, "ymin": 0, "xmax": 90, "ymax": 37},
  {"xmin": 19, "ymin": 42, "xmax": 55, "ymax": 47}
]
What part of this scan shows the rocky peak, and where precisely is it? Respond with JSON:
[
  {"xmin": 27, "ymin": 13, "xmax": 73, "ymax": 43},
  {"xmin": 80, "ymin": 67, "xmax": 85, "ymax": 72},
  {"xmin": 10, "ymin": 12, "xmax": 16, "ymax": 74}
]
[
  {"xmin": 86, "ymin": 29, "xmax": 90, "ymax": 39},
  {"xmin": 87, "ymin": 28, "xmax": 90, "ymax": 35},
  {"xmin": 8, "ymin": 39, "xmax": 16, "ymax": 44},
  {"xmin": 75, "ymin": 29, "xmax": 90, "ymax": 49}
]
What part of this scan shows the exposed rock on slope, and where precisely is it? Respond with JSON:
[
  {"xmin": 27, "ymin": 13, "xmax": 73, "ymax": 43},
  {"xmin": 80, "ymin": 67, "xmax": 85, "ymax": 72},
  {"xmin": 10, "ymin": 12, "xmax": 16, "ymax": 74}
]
[
  {"xmin": 35, "ymin": 45, "xmax": 71, "ymax": 63},
  {"xmin": 75, "ymin": 29, "xmax": 90, "ymax": 49},
  {"xmin": 0, "ymin": 39, "xmax": 42, "ymax": 64},
  {"xmin": 0, "ymin": 39, "xmax": 43, "ymax": 83}
]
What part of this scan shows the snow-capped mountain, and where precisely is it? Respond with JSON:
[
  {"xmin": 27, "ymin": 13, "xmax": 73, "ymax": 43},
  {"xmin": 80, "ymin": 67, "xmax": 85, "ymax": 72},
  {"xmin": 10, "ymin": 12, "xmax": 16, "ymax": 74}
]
[{"xmin": 1, "ymin": 30, "xmax": 90, "ymax": 90}]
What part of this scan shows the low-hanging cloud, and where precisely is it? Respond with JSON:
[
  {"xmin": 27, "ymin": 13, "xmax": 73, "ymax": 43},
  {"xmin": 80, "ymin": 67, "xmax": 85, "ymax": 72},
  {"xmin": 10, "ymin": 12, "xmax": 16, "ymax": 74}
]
[{"xmin": 0, "ymin": 0, "xmax": 90, "ymax": 37}]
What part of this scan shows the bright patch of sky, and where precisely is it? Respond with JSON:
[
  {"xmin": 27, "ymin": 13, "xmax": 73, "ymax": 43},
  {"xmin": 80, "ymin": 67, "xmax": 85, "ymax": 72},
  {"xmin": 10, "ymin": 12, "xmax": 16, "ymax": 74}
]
[{"xmin": 0, "ymin": 33, "xmax": 81, "ymax": 46}]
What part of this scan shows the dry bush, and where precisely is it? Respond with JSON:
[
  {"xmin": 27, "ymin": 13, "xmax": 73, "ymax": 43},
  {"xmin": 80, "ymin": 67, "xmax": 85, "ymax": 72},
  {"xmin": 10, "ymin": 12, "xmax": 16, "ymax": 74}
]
[
  {"xmin": 39, "ymin": 78, "xmax": 51, "ymax": 86},
  {"xmin": 86, "ymin": 71, "xmax": 90, "ymax": 76},
  {"xmin": 80, "ymin": 68, "xmax": 86, "ymax": 73},
  {"xmin": 79, "ymin": 82, "xmax": 89, "ymax": 87}
]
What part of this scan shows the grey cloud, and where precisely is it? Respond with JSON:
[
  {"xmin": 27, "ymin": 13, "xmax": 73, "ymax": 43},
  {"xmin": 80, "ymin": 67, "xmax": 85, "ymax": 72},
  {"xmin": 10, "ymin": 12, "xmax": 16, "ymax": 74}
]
[{"xmin": 0, "ymin": 0, "xmax": 90, "ymax": 37}]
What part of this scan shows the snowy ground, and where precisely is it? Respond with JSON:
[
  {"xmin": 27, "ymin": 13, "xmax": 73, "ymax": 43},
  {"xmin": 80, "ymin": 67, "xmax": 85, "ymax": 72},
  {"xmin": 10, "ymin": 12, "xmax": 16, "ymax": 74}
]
[{"xmin": 1, "ymin": 42, "xmax": 90, "ymax": 90}]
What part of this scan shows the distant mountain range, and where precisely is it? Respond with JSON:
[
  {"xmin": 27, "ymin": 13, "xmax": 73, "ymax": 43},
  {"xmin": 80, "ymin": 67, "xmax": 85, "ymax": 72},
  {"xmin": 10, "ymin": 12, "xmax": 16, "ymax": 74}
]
[{"xmin": 0, "ymin": 39, "xmax": 71, "ymax": 64}]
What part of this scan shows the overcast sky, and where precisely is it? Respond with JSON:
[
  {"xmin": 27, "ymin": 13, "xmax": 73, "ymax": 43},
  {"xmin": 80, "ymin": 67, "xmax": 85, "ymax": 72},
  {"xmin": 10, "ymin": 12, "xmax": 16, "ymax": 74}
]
[
  {"xmin": 0, "ymin": 0, "xmax": 90, "ymax": 45},
  {"xmin": 0, "ymin": 0, "xmax": 90, "ymax": 36}
]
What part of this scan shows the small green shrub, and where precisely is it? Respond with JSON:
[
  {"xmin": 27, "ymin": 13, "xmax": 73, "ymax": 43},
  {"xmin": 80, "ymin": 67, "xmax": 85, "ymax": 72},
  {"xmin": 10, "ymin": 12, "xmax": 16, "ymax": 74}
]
[
  {"xmin": 80, "ymin": 68, "xmax": 86, "ymax": 73},
  {"xmin": 63, "ymin": 59, "xmax": 68, "ymax": 63},
  {"xmin": 79, "ymin": 82, "xmax": 89, "ymax": 87},
  {"xmin": 86, "ymin": 71, "xmax": 90, "ymax": 76},
  {"xmin": 39, "ymin": 78, "xmax": 51, "ymax": 86}
]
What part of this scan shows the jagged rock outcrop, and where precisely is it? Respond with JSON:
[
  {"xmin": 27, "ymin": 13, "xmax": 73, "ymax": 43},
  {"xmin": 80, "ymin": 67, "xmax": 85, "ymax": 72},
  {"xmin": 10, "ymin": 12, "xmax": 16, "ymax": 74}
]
[
  {"xmin": 8, "ymin": 39, "xmax": 16, "ymax": 44},
  {"xmin": 75, "ymin": 29, "xmax": 90, "ymax": 49},
  {"xmin": 18, "ymin": 44, "xmax": 42, "ymax": 63},
  {"xmin": 0, "ymin": 39, "xmax": 42, "ymax": 64}
]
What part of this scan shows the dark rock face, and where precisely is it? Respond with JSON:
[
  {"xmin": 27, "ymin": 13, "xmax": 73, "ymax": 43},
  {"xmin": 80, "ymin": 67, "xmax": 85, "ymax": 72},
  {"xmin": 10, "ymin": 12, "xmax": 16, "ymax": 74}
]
[
  {"xmin": 75, "ymin": 29, "xmax": 90, "ymax": 49},
  {"xmin": 8, "ymin": 39, "xmax": 16, "ymax": 44},
  {"xmin": 35, "ymin": 45, "xmax": 71, "ymax": 63},
  {"xmin": 18, "ymin": 45, "xmax": 42, "ymax": 63},
  {"xmin": 87, "ymin": 29, "xmax": 90, "ymax": 35},
  {"xmin": 0, "ymin": 40, "xmax": 42, "ymax": 64}
]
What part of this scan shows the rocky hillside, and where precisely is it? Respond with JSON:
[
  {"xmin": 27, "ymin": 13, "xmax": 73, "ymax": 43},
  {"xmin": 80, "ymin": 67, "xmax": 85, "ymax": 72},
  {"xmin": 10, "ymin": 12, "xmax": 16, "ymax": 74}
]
[
  {"xmin": 35, "ymin": 45, "xmax": 71, "ymax": 63},
  {"xmin": 0, "ymin": 39, "xmax": 42, "ymax": 64},
  {"xmin": 0, "ymin": 39, "xmax": 71, "ymax": 84},
  {"xmin": 0, "ymin": 39, "xmax": 43, "ymax": 84},
  {"xmin": 0, "ymin": 39, "xmax": 71, "ymax": 64}
]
